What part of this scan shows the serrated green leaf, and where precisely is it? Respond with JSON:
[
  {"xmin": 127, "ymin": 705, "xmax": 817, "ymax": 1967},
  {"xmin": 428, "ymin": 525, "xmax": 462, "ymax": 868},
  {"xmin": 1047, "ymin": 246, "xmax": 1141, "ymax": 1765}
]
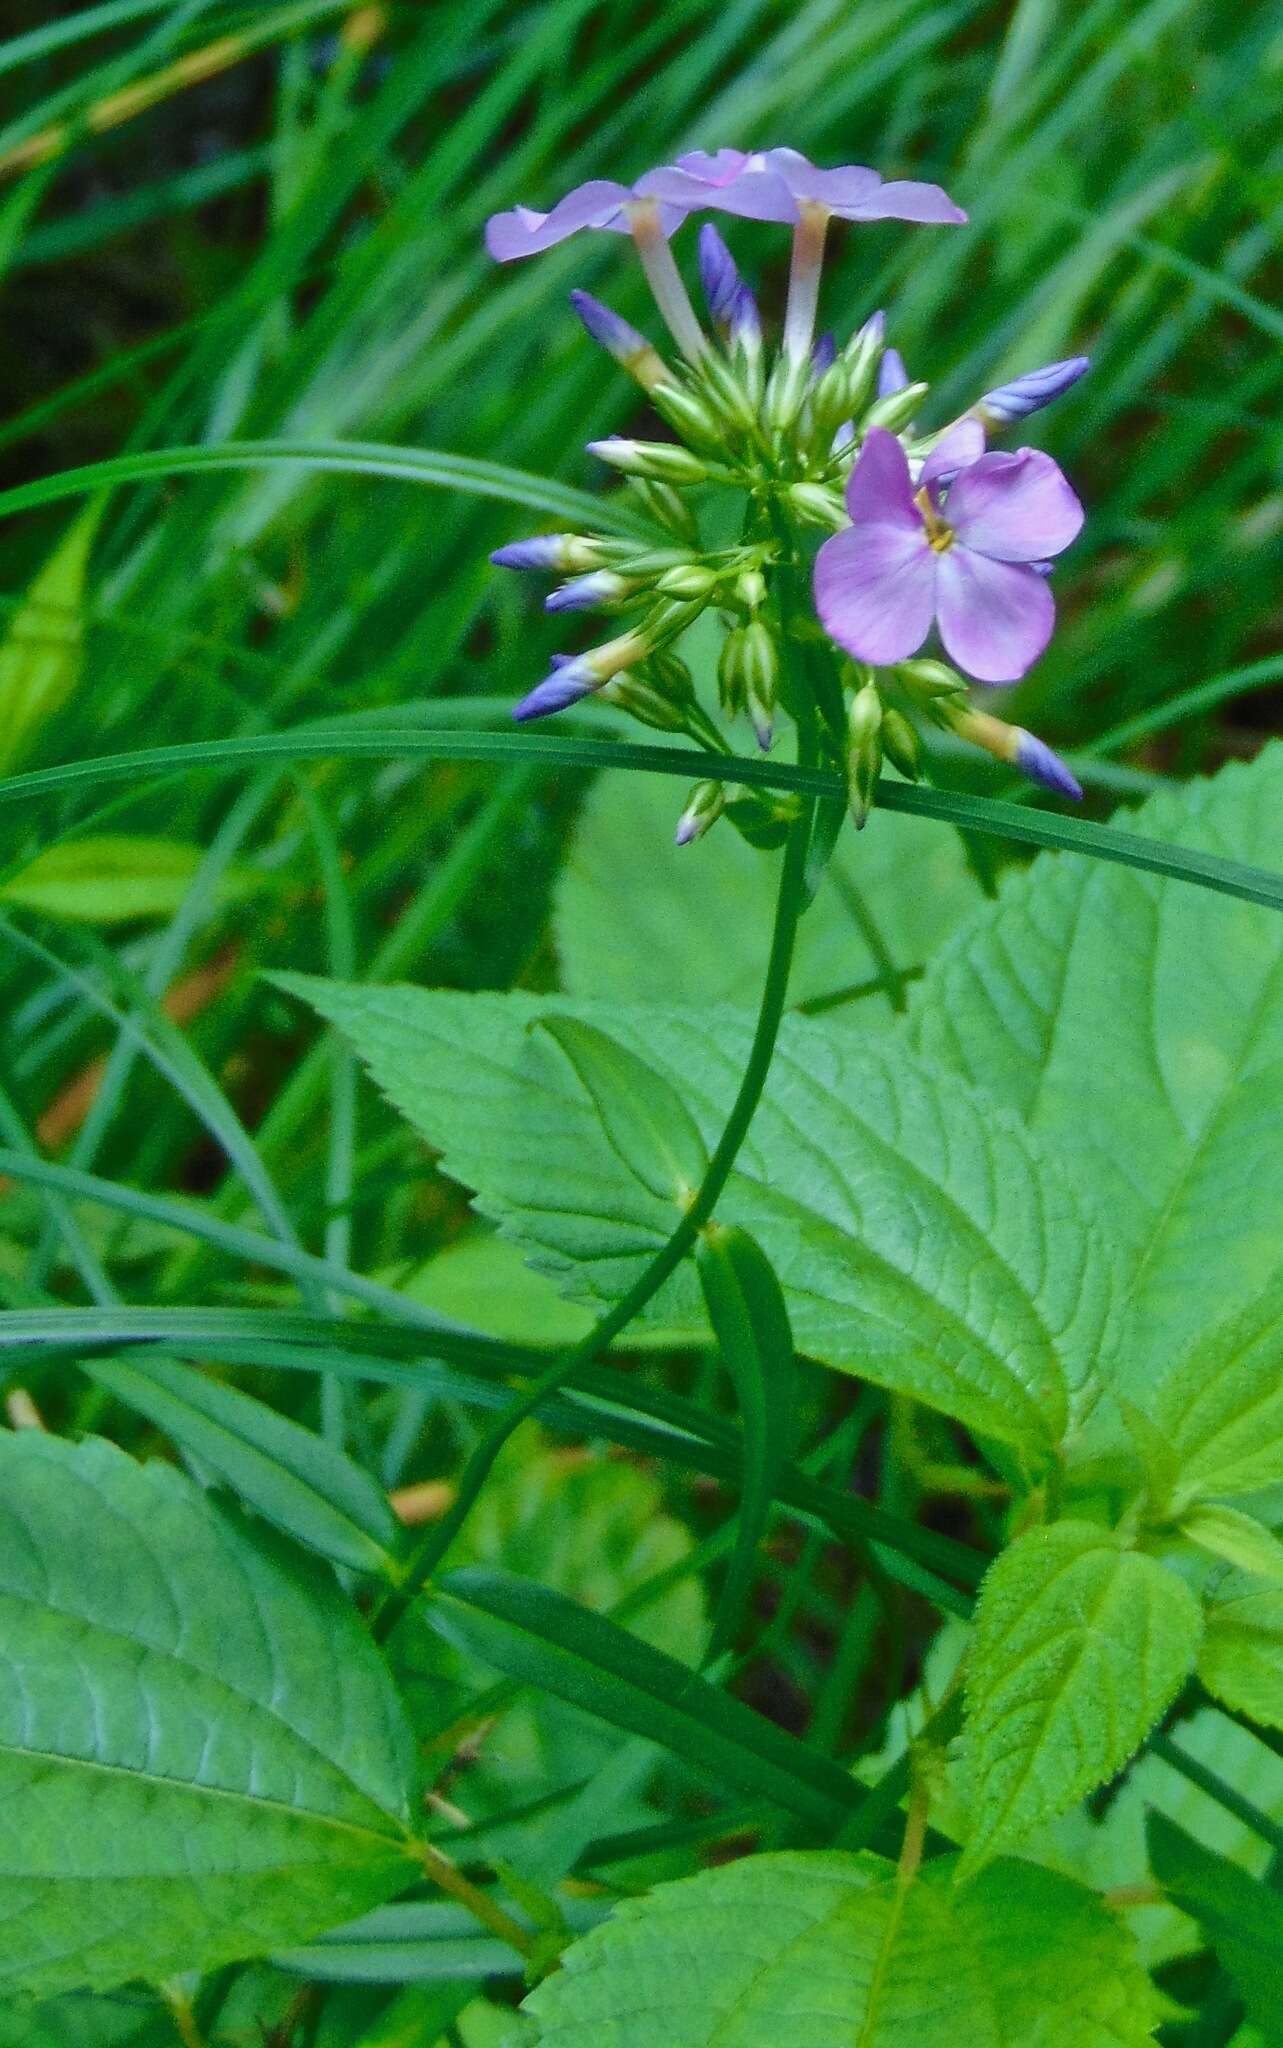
[
  {"xmin": 1199, "ymin": 1570, "xmax": 1283, "ymax": 1730},
  {"xmin": 536, "ymin": 1016, "xmax": 708, "ymax": 1204},
  {"xmin": 0, "ymin": 507, "xmax": 99, "ymax": 774},
  {"xmin": 555, "ymin": 768, "xmax": 984, "ymax": 1021},
  {"xmin": 519, "ymin": 1849, "xmax": 1160, "ymax": 2046},
  {"xmin": 912, "ymin": 747, "xmax": 1283, "ymax": 1403},
  {"xmin": 278, "ymin": 978, "xmax": 1117, "ymax": 1461},
  {"xmin": 1146, "ymin": 1280, "xmax": 1283, "ymax": 1504},
  {"xmin": 85, "ymin": 1353, "xmax": 399, "ymax": 1574},
  {"xmin": 0, "ymin": 835, "xmax": 260, "ymax": 924},
  {"xmin": 963, "ymin": 1521, "xmax": 1202, "ymax": 1869},
  {"xmin": 0, "ymin": 1431, "xmax": 420, "ymax": 1997},
  {"xmin": 1182, "ymin": 1504, "xmax": 1283, "ymax": 1587},
  {"xmin": 1147, "ymin": 1813, "xmax": 1283, "ymax": 2043}
]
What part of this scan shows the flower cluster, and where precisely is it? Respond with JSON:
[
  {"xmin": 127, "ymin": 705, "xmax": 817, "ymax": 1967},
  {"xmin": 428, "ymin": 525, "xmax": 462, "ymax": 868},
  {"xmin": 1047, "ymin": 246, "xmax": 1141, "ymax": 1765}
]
[{"xmin": 486, "ymin": 146, "xmax": 1089, "ymax": 841}]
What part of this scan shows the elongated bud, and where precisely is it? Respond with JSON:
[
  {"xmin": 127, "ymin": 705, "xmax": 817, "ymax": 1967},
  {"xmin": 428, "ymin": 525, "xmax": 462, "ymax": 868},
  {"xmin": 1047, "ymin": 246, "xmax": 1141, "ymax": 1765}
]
[
  {"xmin": 974, "ymin": 355, "xmax": 1090, "ymax": 429},
  {"xmin": 847, "ymin": 680, "xmax": 883, "ymax": 828},
  {"xmin": 644, "ymin": 650, "xmax": 696, "ymax": 703},
  {"xmin": 841, "ymin": 309, "xmax": 886, "ymax": 418},
  {"xmin": 735, "ymin": 567, "xmax": 767, "ymax": 612},
  {"xmin": 545, "ymin": 570, "xmax": 636, "ymax": 613},
  {"xmin": 877, "ymin": 346, "xmax": 909, "ymax": 397},
  {"xmin": 625, "ymin": 477, "xmax": 701, "ymax": 543},
  {"xmin": 950, "ymin": 706, "xmax": 1083, "ymax": 800},
  {"xmin": 570, "ymin": 290, "xmax": 667, "ymax": 391},
  {"xmin": 594, "ymin": 541, "xmax": 694, "ymax": 574},
  {"xmin": 696, "ymin": 347, "xmax": 760, "ymax": 432},
  {"xmin": 809, "ymin": 358, "xmax": 854, "ymax": 437},
  {"xmin": 733, "ymin": 619, "xmax": 779, "ymax": 750},
  {"xmin": 512, "ymin": 629, "xmax": 649, "ymax": 722},
  {"xmin": 765, "ymin": 349, "xmax": 812, "ymax": 435},
  {"xmin": 698, "ymin": 223, "xmax": 744, "ymax": 332},
  {"xmin": 880, "ymin": 705, "xmax": 922, "ymax": 780},
  {"xmin": 895, "ymin": 657, "xmax": 968, "ymax": 701},
  {"xmin": 598, "ymin": 673, "xmax": 687, "ymax": 733},
  {"xmin": 655, "ymin": 562, "xmax": 721, "ymax": 600},
  {"xmin": 675, "ymin": 779, "xmax": 725, "ymax": 846},
  {"xmin": 863, "ymin": 380, "xmax": 929, "ymax": 434},
  {"xmin": 649, "ymin": 380, "xmax": 725, "ymax": 454},
  {"xmin": 811, "ymin": 331, "xmax": 838, "ymax": 375},
  {"xmin": 490, "ymin": 533, "xmax": 605, "ymax": 573},
  {"xmin": 587, "ymin": 436, "xmax": 712, "ymax": 485},
  {"xmin": 718, "ymin": 624, "xmax": 748, "ymax": 716},
  {"xmin": 786, "ymin": 482, "xmax": 846, "ymax": 530}
]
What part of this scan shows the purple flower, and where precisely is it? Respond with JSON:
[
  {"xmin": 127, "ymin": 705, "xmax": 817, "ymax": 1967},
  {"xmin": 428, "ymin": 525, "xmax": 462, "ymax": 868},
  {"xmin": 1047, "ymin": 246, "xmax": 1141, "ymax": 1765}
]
[
  {"xmin": 813, "ymin": 426, "xmax": 1084, "ymax": 685},
  {"xmin": 646, "ymin": 147, "xmax": 966, "ymax": 227},
  {"xmin": 485, "ymin": 176, "xmax": 688, "ymax": 261}
]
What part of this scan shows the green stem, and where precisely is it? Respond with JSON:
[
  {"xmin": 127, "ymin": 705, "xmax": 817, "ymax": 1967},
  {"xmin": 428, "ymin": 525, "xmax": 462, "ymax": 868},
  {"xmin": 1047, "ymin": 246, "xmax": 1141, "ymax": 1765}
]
[{"xmin": 373, "ymin": 559, "xmax": 820, "ymax": 1645}]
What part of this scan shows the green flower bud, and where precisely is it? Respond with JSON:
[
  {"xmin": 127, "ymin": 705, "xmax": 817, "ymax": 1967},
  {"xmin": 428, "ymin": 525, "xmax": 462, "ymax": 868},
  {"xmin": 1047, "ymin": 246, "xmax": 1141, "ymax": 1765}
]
[
  {"xmin": 697, "ymin": 350, "xmax": 761, "ymax": 431},
  {"xmin": 655, "ymin": 562, "xmax": 722, "ymax": 600},
  {"xmin": 650, "ymin": 381, "xmax": 726, "ymax": 454},
  {"xmin": 841, "ymin": 314, "xmax": 886, "ymax": 417},
  {"xmin": 880, "ymin": 705, "xmax": 922, "ymax": 780},
  {"xmin": 786, "ymin": 483, "xmax": 846, "ymax": 530},
  {"xmin": 597, "ymin": 543, "xmax": 696, "ymax": 575},
  {"xmin": 675, "ymin": 779, "xmax": 726, "ymax": 846},
  {"xmin": 847, "ymin": 680, "xmax": 884, "ymax": 829},
  {"xmin": 587, "ymin": 437, "xmax": 712, "ymax": 485},
  {"xmin": 735, "ymin": 568, "xmax": 768, "ymax": 612},
  {"xmin": 718, "ymin": 624, "xmax": 749, "ymax": 716},
  {"xmin": 643, "ymin": 650, "xmax": 697, "ymax": 702},
  {"xmin": 809, "ymin": 359, "xmax": 855, "ymax": 437},
  {"xmin": 598, "ymin": 674, "xmax": 689, "ymax": 734},
  {"xmin": 894, "ymin": 658, "xmax": 969, "ymax": 729},
  {"xmin": 740, "ymin": 619, "xmax": 779, "ymax": 751},
  {"xmin": 862, "ymin": 381, "xmax": 929, "ymax": 434},
  {"xmin": 626, "ymin": 478, "xmax": 701, "ymax": 544},
  {"xmin": 725, "ymin": 793, "xmax": 797, "ymax": 851},
  {"xmin": 764, "ymin": 350, "xmax": 812, "ymax": 436}
]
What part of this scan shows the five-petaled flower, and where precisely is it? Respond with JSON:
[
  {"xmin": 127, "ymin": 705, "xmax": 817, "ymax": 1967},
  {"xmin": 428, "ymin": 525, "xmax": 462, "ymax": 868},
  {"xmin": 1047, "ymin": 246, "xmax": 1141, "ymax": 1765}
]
[
  {"xmin": 644, "ymin": 147, "xmax": 966, "ymax": 227},
  {"xmin": 814, "ymin": 425, "xmax": 1084, "ymax": 685}
]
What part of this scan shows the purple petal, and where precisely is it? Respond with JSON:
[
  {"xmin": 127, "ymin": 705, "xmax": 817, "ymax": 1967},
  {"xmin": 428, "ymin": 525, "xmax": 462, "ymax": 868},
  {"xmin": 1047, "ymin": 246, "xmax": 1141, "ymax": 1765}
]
[
  {"xmin": 945, "ymin": 449, "xmax": 1084, "ymax": 563},
  {"xmin": 877, "ymin": 347, "xmax": 909, "ymax": 397},
  {"xmin": 814, "ymin": 524, "xmax": 936, "ymax": 667},
  {"xmin": 545, "ymin": 573, "xmax": 616, "ymax": 613},
  {"xmin": 645, "ymin": 151, "xmax": 798, "ymax": 223},
  {"xmin": 920, "ymin": 419, "xmax": 986, "ymax": 492},
  {"xmin": 842, "ymin": 178, "xmax": 967, "ymax": 224},
  {"xmin": 844, "ymin": 427, "xmax": 922, "ymax": 532},
  {"xmin": 513, "ymin": 661, "xmax": 595, "ymax": 720},
  {"xmin": 1016, "ymin": 730, "xmax": 1083, "ymax": 800},
  {"xmin": 491, "ymin": 535, "xmax": 569, "ymax": 571},
  {"xmin": 770, "ymin": 151, "xmax": 882, "ymax": 212},
  {"xmin": 812, "ymin": 331, "xmax": 838, "ymax": 374},
  {"xmin": 569, "ymin": 290, "xmax": 652, "ymax": 364},
  {"xmin": 698, "ymin": 223, "xmax": 743, "ymax": 325},
  {"xmin": 935, "ymin": 547, "xmax": 1055, "ymax": 684},
  {"xmin": 484, "ymin": 180, "xmax": 635, "ymax": 260},
  {"xmin": 672, "ymin": 149, "xmax": 752, "ymax": 186}
]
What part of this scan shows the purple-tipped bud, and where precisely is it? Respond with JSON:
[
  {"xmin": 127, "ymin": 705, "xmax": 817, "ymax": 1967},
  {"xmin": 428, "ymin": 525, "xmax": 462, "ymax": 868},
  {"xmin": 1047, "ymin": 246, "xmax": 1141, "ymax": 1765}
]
[
  {"xmin": 1015, "ymin": 729, "xmax": 1083, "ymax": 801},
  {"xmin": 698, "ymin": 223, "xmax": 743, "ymax": 329},
  {"xmin": 729, "ymin": 281, "xmax": 762, "ymax": 355},
  {"xmin": 675, "ymin": 779, "xmax": 725, "ymax": 846},
  {"xmin": 877, "ymin": 347, "xmax": 909, "ymax": 397},
  {"xmin": 812, "ymin": 331, "xmax": 838, "ymax": 375},
  {"xmin": 832, "ymin": 420, "xmax": 856, "ymax": 453},
  {"xmin": 570, "ymin": 290, "xmax": 666, "ymax": 389},
  {"xmin": 859, "ymin": 309, "xmax": 886, "ymax": 350},
  {"xmin": 513, "ymin": 659, "xmax": 596, "ymax": 722},
  {"xmin": 491, "ymin": 535, "xmax": 577, "ymax": 572},
  {"xmin": 978, "ymin": 356, "xmax": 1090, "ymax": 427},
  {"xmin": 545, "ymin": 571, "xmax": 632, "ymax": 613}
]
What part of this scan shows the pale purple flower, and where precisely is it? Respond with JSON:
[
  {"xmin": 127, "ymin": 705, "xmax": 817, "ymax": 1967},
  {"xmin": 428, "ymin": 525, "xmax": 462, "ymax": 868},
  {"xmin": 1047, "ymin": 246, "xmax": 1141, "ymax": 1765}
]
[
  {"xmin": 814, "ymin": 425, "xmax": 1084, "ymax": 685},
  {"xmin": 976, "ymin": 355, "xmax": 1090, "ymax": 427},
  {"xmin": 485, "ymin": 176, "xmax": 688, "ymax": 260},
  {"xmin": 646, "ymin": 147, "xmax": 966, "ymax": 227}
]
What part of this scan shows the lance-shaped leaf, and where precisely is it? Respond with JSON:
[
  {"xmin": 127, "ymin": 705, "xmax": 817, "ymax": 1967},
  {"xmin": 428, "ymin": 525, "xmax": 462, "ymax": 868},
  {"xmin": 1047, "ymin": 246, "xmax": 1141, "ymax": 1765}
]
[
  {"xmin": 912, "ymin": 745, "xmax": 1283, "ymax": 1403},
  {"xmin": 1147, "ymin": 1813, "xmax": 1283, "ymax": 2044},
  {"xmin": 0, "ymin": 835, "xmax": 261, "ymax": 925},
  {"xmin": 0, "ymin": 505, "xmax": 99, "ymax": 774},
  {"xmin": 0, "ymin": 1431, "xmax": 420, "ymax": 1998},
  {"xmin": 696, "ymin": 1223, "xmax": 795, "ymax": 1656},
  {"xmin": 1145, "ymin": 1279, "xmax": 1283, "ymax": 1503},
  {"xmin": 1198, "ymin": 1570, "xmax": 1283, "ymax": 1730},
  {"xmin": 1181, "ymin": 1503, "xmax": 1283, "ymax": 1586},
  {"xmin": 85, "ymin": 1352, "xmax": 400, "ymax": 1574},
  {"xmin": 518, "ymin": 1848, "xmax": 1160, "ymax": 2046},
  {"xmin": 277, "ymin": 978, "xmax": 1117, "ymax": 1461},
  {"xmin": 536, "ymin": 1016, "xmax": 708, "ymax": 1204},
  {"xmin": 962, "ymin": 1520, "xmax": 1202, "ymax": 1870}
]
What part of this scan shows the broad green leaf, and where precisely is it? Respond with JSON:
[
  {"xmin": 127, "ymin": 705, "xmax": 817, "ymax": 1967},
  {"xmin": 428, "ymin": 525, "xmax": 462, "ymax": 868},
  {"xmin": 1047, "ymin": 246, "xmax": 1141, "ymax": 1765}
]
[
  {"xmin": 1181, "ymin": 1504, "xmax": 1283, "ymax": 1587},
  {"xmin": 85, "ymin": 1353, "xmax": 399, "ymax": 1574},
  {"xmin": 1146, "ymin": 1280, "xmax": 1283, "ymax": 1504},
  {"xmin": 1199, "ymin": 1571, "xmax": 1283, "ymax": 1730},
  {"xmin": 555, "ymin": 767, "xmax": 984, "ymax": 1020},
  {"xmin": 537, "ymin": 1016, "xmax": 709, "ymax": 1204},
  {"xmin": 279, "ymin": 978, "xmax": 1117, "ymax": 1460},
  {"xmin": 912, "ymin": 747, "xmax": 1283, "ymax": 1398},
  {"xmin": 0, "ymin": 1431, "xmax": 420, "ymax": 1997},
  {"xmin": 962, "ymin": 1521, "xmax": 1202, "ymax": 1869},
  {"xmin": 519, "ymin": 1849, "xmax": 1160, "ymax": 2046},
  {"xmin": 0, "ymin": 1992, "xmax": 159, "ymax": 2048},
  {"xmin": 696, "ymin": 1223, "xmax": 795, "ymax": 1657},
  {"xmin": 0, "ymin": 506, "xmax": 99, "ymax": 774},
  {"xmin": 1147, "ymin": 1813, "xmax": 1283, "ymax": 2044},
  {"xmin": 274, "ymin": 1897, "xmax": 604, "ymax": 1983},
  {"xmin": 0, "ymin": 835, "xmax": 259, "ymax": 924}
]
